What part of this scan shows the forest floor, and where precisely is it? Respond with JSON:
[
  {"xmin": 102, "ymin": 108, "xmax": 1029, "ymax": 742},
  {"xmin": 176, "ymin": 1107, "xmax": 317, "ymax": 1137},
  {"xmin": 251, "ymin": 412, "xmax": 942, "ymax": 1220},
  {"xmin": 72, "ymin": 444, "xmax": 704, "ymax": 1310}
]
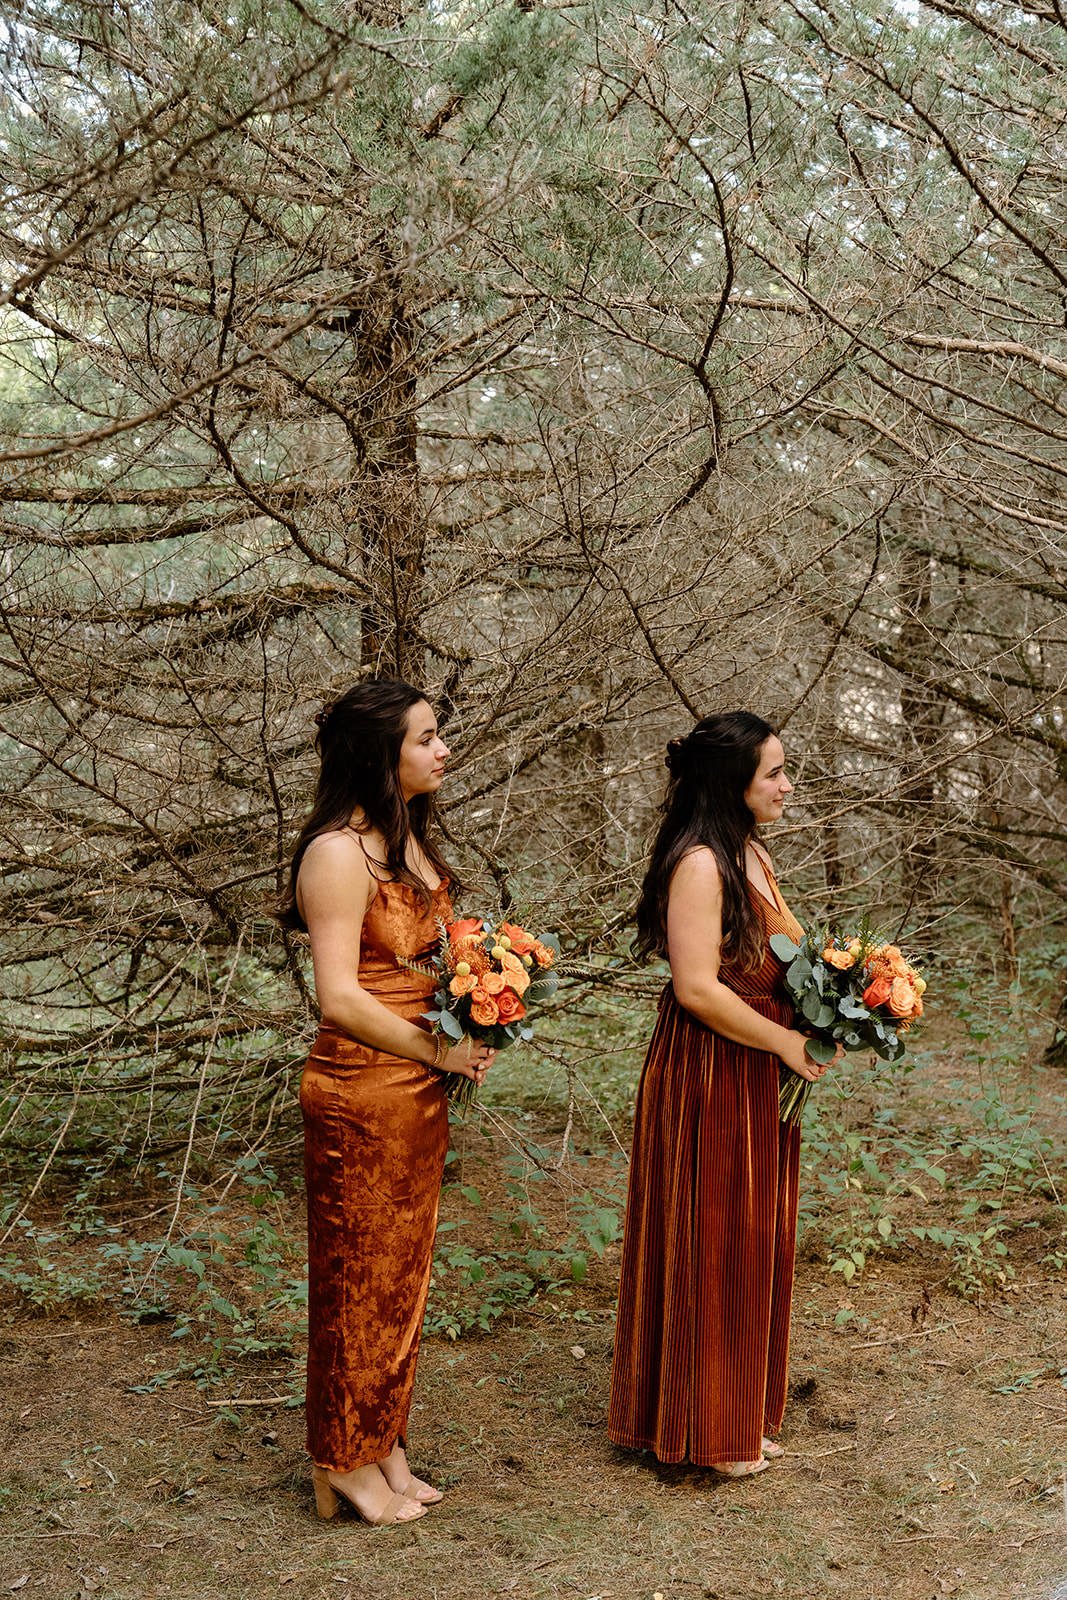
[{"xmin": 2, "ymin": 1005, "xmax": 1065, "ymax": 1600}]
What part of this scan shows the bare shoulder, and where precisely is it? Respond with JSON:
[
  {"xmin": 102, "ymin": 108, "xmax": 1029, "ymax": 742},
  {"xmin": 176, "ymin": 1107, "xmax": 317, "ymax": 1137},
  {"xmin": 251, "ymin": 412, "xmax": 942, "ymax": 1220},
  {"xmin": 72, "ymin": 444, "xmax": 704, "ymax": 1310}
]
[
  {"xmin": 669, "ymin": 848, "xmax": 723, "ymax": 913},
  {"xmin": 671, "ymin": 846, "xmax": 722, "ymax": 888},
  {"xmin": 298, "ymin": 829, "xmax": 376, "ymax": 909},
  {"xmin": 302, "ymin": 829, "xmax": 368, "ymax": 869}
]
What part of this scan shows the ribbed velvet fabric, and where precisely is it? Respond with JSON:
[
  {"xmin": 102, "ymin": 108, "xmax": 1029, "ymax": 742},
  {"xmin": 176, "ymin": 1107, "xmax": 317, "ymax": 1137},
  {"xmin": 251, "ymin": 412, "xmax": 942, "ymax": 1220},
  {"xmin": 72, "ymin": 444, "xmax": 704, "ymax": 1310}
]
[
  {"xmin": 607, "ymin": 861, "xmax": 805, "ymax": 1465},
  {"xmin": 301, "ymin": 878, "xmax": 451, "ymax": 1473}
]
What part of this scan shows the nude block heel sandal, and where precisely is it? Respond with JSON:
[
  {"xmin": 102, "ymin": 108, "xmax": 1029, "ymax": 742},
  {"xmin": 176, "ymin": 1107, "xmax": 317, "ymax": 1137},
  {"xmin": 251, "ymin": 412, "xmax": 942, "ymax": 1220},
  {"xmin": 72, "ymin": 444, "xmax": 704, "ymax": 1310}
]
[{"xmin": 312, "ymin": 1465, "xmax": 341, "ymax": 1520}]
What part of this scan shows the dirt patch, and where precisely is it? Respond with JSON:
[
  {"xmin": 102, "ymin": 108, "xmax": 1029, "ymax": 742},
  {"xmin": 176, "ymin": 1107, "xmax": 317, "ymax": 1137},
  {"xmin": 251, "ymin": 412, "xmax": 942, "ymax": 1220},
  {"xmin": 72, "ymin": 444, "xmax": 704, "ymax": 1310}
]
[
  {"xmin": 3, "ymin": 1010, "xmax": 1065, "ymax": 1600},
  {"xmin": 1, "ymin": 1253, "xmax": 1063, "ymax": 1600}
]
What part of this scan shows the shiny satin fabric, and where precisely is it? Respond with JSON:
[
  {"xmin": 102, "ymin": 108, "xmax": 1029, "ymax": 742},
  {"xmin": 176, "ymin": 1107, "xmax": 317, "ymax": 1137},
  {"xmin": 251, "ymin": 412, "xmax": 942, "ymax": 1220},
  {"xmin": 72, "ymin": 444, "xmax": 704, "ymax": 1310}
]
[
  {"xmin": 607, "ymin": 861, "xmax": 805, "ymax": 1466},
  {"xmin": 301, "ymin": 879, "xmax": 451, "ymax": 1472}
]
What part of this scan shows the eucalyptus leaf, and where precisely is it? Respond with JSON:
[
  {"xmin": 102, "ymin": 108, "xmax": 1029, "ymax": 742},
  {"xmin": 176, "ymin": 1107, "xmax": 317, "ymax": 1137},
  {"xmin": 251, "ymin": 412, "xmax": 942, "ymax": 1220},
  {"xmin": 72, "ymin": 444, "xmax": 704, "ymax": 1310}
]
[
  {"xmin": 803, "ymin": 1036, "xmax": 837, "ymax": 1065},
  {"xmin": 788, "ymin": 956, "xmax": 814, "ymax": 990},
  {"xmin": 770, "ymin": 933, "xmax": 800, "ymax": 962},
  {"xmin": 802, "ymin": 989, "xmax": 827, "ymax": 1025},
  {"xmin": 438, "ymin": 1010, "xmax": 464, "ymax": 1041}
]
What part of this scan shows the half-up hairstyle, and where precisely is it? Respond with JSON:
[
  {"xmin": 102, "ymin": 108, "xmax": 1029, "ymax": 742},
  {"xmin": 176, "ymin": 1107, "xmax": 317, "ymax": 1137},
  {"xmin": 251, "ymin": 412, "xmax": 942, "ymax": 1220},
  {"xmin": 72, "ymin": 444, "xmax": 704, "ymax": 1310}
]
[
  {"xmin": 278, "ymin": 678, "xmax": 457, "ymax": 932},
  {"xmin": 633, "ymin": 711, "xmax": 777, "ymax": 971}
]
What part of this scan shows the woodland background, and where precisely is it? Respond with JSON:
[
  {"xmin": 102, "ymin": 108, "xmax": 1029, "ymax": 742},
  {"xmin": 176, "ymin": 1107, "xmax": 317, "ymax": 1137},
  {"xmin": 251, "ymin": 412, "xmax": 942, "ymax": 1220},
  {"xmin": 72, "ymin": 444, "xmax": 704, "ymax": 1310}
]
[{"xmin": 0, "ymin": 2, "xmax": 1064, "ymax": 1598}]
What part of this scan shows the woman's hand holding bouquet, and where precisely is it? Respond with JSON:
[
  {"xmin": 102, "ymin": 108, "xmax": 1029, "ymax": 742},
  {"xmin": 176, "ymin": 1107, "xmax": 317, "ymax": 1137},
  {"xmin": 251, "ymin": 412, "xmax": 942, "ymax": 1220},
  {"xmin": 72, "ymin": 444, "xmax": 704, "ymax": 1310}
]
[
  {"xmin": 770, "ymin": 925, "xmax": 927, "ymax": 1124},
  {"xmin": 403, "ymin": 917, "xmax": 559, "ymax": 1106}
]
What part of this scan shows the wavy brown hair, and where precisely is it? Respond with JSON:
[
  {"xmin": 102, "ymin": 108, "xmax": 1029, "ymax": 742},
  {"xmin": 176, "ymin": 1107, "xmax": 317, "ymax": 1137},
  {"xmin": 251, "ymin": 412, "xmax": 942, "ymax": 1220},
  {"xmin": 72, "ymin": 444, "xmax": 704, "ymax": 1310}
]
[
  {"xmin": 633, "ymin": 711, "xmax": 777, "ymax": 971},
  {"xmin": 278, "ymin": 679, "xmax": 457, "ymax": 933}
]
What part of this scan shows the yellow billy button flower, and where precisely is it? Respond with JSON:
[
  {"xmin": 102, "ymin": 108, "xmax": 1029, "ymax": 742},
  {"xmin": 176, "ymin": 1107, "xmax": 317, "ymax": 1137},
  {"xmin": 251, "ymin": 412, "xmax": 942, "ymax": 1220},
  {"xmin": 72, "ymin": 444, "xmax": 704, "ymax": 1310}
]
[
  {"xmin": 491, "ymin": 944, "xmax": 506, "ymax": 960},
  {"xmin": 913, "ymin": 974, "xmax": 927, "ymax": 995},
  {"xmin": 523, "ymin": 954, "xmax": 533, "ymax": 968},
  {"xmin": 498, "ymin": 934, "xmax": 512, "ymax": 950},
  {"xmin": 455, "ymin": 960, "xmax": 471, "ymax": 977}
]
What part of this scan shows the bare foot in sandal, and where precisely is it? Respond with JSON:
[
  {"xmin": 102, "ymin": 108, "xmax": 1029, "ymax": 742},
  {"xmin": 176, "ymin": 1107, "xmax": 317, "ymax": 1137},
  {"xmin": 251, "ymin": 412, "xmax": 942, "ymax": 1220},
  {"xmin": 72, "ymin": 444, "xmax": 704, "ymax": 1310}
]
[
  {"xmin": 311, "ymin": 1462, "xmax": 426, "ymax": 1524},
  {"xmin": 710, "ymin": 1457, "xmax": 770, "ymax": 1478},
  {"xmin": 379, "ymin": 1442, "xmax": 443, "ymax": 1504}
]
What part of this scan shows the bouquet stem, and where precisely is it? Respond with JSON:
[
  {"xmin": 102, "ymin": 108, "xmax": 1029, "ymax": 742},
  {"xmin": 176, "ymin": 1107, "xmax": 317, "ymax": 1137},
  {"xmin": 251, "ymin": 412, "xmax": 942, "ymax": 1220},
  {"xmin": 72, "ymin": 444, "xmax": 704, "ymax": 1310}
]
[{"xmin": 778, "ymin": 1071, "xmax": 813, "ymax": 1126}]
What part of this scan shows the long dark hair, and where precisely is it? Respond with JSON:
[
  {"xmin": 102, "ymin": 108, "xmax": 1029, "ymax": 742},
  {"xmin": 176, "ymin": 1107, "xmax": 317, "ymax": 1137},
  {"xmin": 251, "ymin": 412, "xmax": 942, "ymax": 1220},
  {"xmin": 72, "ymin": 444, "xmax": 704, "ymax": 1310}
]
[
  {"xmin": 278, "ymin": 678, "xmax": 456, "ymax": 933},
  {"xmin": 633, "ymin": 710, "xmax": 777, "ymax": 970}
]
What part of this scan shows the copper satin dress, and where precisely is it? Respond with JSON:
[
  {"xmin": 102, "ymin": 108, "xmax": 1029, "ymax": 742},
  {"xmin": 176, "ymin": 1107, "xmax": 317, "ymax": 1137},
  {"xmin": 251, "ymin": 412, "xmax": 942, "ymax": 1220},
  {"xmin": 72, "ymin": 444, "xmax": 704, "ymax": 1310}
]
[
  {"xmin": 607, "ymin": 859, "xmax": 805, "ymax": 1465},
  {"xmin": 300, "ymin": 877, "xmax": 451, "ymax": 1472}
]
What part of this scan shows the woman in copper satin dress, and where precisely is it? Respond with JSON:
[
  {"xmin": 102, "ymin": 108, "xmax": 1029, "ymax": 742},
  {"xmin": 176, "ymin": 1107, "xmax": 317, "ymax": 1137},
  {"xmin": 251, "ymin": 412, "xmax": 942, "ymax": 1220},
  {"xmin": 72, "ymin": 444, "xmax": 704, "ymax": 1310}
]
[
  {"xmin": 607, "ymin": 712, "xmax": 841, "ymax": 1478},
  {"xmin": 279, "ymin": 680, "xmax": 494, "ymax": 1526}
]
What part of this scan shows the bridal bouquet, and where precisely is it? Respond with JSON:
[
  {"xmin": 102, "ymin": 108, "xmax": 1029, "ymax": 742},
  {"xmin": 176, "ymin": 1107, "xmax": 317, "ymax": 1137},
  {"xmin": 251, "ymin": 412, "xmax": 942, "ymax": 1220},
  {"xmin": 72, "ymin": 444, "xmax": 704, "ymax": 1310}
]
[
  {"xmin": 770, "ymin": 925, "xmax": 927, "ymax": 1125},
  {"xmin": 405, "ymin": 917, "xmax": 560, "ymax": 1104}
]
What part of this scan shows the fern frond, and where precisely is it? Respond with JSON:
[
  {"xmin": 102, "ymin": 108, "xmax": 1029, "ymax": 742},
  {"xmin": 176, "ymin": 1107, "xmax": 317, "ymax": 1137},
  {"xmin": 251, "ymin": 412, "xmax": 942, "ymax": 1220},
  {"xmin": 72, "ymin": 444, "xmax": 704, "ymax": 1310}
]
[{"xmin": 396, "ymin": 954, "xmax": 439, "ymax": 980}]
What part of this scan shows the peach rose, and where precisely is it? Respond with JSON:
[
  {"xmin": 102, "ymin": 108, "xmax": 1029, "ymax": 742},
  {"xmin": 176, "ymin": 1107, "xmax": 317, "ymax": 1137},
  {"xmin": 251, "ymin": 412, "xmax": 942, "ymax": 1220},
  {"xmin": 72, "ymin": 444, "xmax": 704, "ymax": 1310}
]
[
  {"xmin": 863, "ymin": 974, "xmax": 892, "ymax": 1009},
  {"xmin": 500, "ymin": 952, "xmax": 531, "ymax": 993},
  {"xmin": 469, "ymin": 990, "xmax": 499, "ymax": 1026},
  {"xmin": 449, "ymin": 918, "xmax": 484, "ymax": 942},
  {"xmin": 481, "ymin": 970, "xmax": 507, "ymax": 996},
  {"xmin": 874, "ymin": 944, "xmax": 910, "ymax": 978},
  {"xmin": 498, "ymin": 921, "xmax": 537, "ymax": 957},
  {"xmin": 495, "ymin": 989, "xmax": 526, "ymax": 1024},
  {"xmin": 823, "ymin": 946, "xmax": 856, "ymax": 970},
  {"xmin": 531, "ymin": 942, "xmax": 555, "ymax": 968},
  {"xmin": 887, "ymin": 975, "xmax": 917, "ymax": 1018},
  {"xmin": 449, "ymin": 972, "xmax": 478, "ymax": 997}
]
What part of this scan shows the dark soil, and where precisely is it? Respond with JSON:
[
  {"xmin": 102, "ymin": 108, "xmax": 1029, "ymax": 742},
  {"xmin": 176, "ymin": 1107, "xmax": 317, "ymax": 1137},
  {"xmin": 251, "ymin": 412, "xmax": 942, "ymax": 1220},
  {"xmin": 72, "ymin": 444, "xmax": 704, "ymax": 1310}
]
[{"xmin": 2, "ymin": 1245, "xmax": 1064, "ymax": 1600}]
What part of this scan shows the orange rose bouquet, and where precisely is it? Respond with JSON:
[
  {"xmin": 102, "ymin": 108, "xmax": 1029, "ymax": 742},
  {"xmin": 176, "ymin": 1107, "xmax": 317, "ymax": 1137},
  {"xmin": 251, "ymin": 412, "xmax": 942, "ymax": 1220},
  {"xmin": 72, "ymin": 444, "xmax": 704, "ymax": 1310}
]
[
  {"xmin": 403, "ymin": 917, "xmax": 559, "ymax": 1105},
  {"xmin": 770, "ymin": 923, "xmax": 927, "ymax": 1125}
]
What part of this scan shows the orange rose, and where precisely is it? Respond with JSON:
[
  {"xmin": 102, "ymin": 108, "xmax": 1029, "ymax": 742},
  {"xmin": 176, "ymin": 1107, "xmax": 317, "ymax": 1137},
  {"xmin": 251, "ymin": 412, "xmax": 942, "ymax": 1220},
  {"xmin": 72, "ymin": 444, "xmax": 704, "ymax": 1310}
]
[
  {"xmin": 449, "ymin": 972, "xmax": 478, "ymax": 997},
  {"xmin": 495, "ymin": 989, "xmax": 526, "ymax": 1024},
  {"xmin": 823, "ymin": 947, "xmax": 856, "ymax": 970},
  {"xmin": 874, "ymin": 944, "xmax": 910, "ymax": 978},
  {"xmin": 481, "ymin": 970, "xmax": 507, "ymax": 995},
  {"xmin": 498, "ymin": 921, "xmax": 537, "ymax": 957},
  {"xmin": 469, "ymin": 990, "xmax": 499, "ymax": 1026},
  {"xmin": 863, "ymin": 974, "xmax": 892, "ymax": 1009},
  {"xmin": 531, "ymin": 942, "xmax": 555, "ymax": 968},
  {"xmin": 887, "ymin": 975, "xmax": 917, "ymax": 1018},
  {"xmin": 449, "ymin": 918, "xmax": 484, "ymax": 942}
]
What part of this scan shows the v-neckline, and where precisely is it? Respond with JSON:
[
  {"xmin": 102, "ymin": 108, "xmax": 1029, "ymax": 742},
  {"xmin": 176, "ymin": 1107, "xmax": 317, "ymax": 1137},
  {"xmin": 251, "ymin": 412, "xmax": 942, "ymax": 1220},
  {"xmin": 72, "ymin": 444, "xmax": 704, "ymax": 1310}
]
[{"xmin": 745, "ymin": 846, "xmax": 779, "ymax": 914}]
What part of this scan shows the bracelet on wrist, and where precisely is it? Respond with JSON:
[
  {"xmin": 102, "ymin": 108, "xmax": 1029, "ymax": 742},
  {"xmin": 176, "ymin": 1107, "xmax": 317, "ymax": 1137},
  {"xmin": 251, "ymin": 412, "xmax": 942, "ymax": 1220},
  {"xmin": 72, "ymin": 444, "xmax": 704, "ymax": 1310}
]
[{"xmin": 431, "ymin": 1034, "xmax": 448, "ymax": 1069}]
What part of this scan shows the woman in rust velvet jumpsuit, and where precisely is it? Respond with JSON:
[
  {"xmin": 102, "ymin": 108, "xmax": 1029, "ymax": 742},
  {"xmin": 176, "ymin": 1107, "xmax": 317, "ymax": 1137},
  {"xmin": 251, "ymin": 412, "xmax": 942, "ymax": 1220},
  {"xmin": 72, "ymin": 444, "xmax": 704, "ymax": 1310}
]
[
  {"xmin": 607, "ymin": 712, "xmax": 840, "ymax": 1478},
  {"xmin": 279, "ymin": 680, "xmax": 494, "ymax": 1526}
]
